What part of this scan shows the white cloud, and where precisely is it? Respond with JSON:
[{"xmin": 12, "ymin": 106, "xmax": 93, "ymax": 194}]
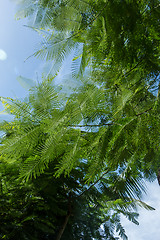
[
  {"xmin": 120, "ymin": 181, "xmax": 160, "ymax": 240},
  {"xmin": 0, "ymin": 49, "xmax": 7, "ymax": 60}
]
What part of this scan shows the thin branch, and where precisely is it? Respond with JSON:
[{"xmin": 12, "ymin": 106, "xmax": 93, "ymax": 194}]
[
  {"xmin": 69, "ymin": 122, "xmax": 121, "ymax": 128},
  {"xmin": 123, "ymin": 58, "xmax": 144, "ymax": 78},
  {"xmin": 77, "ymin": 169, "xmax": 109, "ymax": 198},
  {"xmin": 136, "ymin": 107, "xmax": 152, "ymax": 117},
  {"xmin": 69, "ymin": 106, "xmax": 153, "ymax": 129}
]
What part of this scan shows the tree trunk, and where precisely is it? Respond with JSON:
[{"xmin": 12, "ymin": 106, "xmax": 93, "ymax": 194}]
[
  {"xmin": 55, "ymin": 212, "xmax": 71, "ymax": 240},
  {"xmin": 56, "ymin": 193, "xmax": 72, "ymax": 240}
]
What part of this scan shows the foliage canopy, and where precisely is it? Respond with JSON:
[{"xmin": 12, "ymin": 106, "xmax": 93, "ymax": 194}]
[{"xmin": 0, "ymin": 0, "xmax": 160, "ymax": 239}]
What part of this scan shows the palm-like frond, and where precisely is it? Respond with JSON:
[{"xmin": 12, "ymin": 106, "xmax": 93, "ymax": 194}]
[{"xmin": 2, "ymin": 1, "xmax": 160, "ymax": 239}]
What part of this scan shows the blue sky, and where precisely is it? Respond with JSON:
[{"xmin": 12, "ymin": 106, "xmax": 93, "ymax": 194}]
[
  {"xmin": 120, "ymin": 182, "xmax": 160, "ymax": 240},
  {"xmin": 1, "ymin": 1, "xmax": 160, "ymax": 239},
  {"xmin": 0, "ymin": 0, "xmax": 43, "ymax": 99}
]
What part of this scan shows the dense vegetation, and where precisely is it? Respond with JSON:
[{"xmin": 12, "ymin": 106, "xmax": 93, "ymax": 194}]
[{"xmin": 0, "ymin": 0, "xmax": 160, "ymax": 239}]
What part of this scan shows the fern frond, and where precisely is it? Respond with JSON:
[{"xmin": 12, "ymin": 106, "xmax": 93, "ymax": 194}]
[
  {"xmin": 19, "ymin": 154, "xmax": 48, "ymax": 181},
  {"xmin": 1, "ymin": 124, "xmax": 41, "ymax": 157},
  {"xmin": 1, "ymin": 97, "xmax": 33, "ymax": 120},
  {"xmin": 55, "ymin": 130, "xmax": 81, "ymax": 177}
]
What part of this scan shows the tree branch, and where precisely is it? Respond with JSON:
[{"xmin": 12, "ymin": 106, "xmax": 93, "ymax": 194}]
[
  {"xmin": 69, "ymin": 122, "xmax": 120, "ymax": 128},
  {"xmin": 77, "ymin": 169, "xmax": 109, "ymax": 198},
  {"xmin": 123, "ymin": 58, "xmax": 143, "ymax": 78},
  {"xmin": 56, "ymin": 193, "xmax": 72, "ymax": 240},
  {"xmin": 56, "ymin": 213, "xmax": 71, "ymax": 240},
  {"xmin": 136, "ymin": 107, "xmax": 152, "ymax": 117}
]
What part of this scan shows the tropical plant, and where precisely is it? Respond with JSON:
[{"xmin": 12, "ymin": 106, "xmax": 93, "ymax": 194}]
[
  {"xmin": 15, "ymin": 0, "xmax": 160, "ymax": 76},
  {"xmin": 0, "ymin": 77, "xmax": 156, "ymax": 239},
  {"xmin": 0, "ymin": 0, "xmax": 160, "ymax": 239}
]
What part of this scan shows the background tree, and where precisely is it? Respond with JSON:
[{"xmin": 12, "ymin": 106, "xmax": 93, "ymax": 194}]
[{"xmin": 15, "ymin": 0, "xmax": 160, "ymax": 75}]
